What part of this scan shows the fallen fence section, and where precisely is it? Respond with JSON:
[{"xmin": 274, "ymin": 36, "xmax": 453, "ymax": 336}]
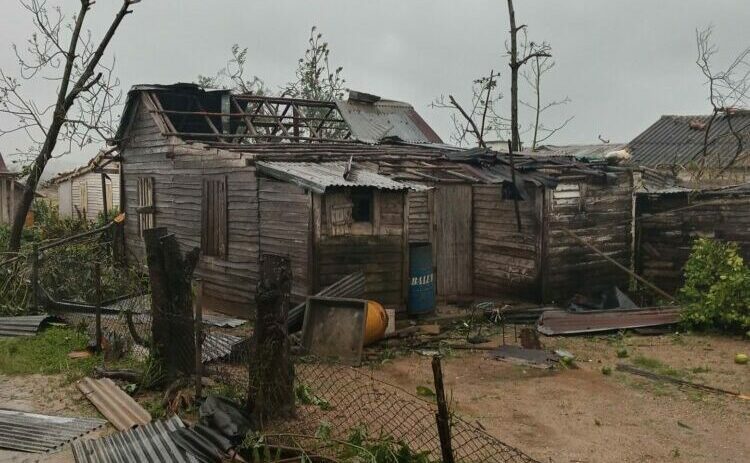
[
  {"xmin": 71, "ymin": 416, "xmax": 200, "ymax": 463},
  {"xmin": 77, "ymin": 377, "xmax": 152, "ymax": 431},
  {"xmin": 0, "ymin": 409, "xmax": 105, "ymax": 453},
  {"xmin": 536, "ymin": 307, "xmax": 681, "ymax": 335},
  {"xmin": 0, "ymin": 315, "xmax": 61, "ymax": 338}
]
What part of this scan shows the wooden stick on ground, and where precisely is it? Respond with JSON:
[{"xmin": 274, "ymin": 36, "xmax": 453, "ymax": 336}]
[{"xmin": 616, "ymin": 364, "xmax": 750, "ymax": 400}]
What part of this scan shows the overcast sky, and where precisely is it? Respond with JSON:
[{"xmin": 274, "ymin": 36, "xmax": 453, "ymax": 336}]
[{"xmin": 1, "ymin": 0, "xmax": 749, "ymax": 176}]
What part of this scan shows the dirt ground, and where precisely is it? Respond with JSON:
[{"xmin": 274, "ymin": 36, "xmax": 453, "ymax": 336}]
[
  {"xmin": 0, "ymin": 331, "xmax": 748, "ymax": 462},
  {"xmin": 372, "ymin": 331, "xmax": 750, "ymax": 463}
]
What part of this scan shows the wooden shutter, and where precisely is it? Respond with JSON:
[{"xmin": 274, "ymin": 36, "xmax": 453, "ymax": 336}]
[
  {"xmin": 202, "ymin": 176, "xmax": 228, "ymax": 258},
  {"xmin": 136, "ymin": 177, "xmax": 155, "ymax": 237}
]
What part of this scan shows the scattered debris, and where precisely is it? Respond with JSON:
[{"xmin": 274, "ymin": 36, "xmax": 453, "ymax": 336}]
[
  {"xmin": 68, "ymin": 350, "xmax": 92, "ymax": 359},
  {"xmin": 0, "ymin": 408, "xmax": 105, "ymax": 453},
  {"xmin": 202, "ymin": 333, "xmax": 244, "ymax": 364},
  {"xmin": 71, "ymin": 416, "xmax": 199, "ymax": 463},
  {"xmin": 77, "ymin": 377, "xmax": 152, "ymax": 431},
  {"xmin": 536, "ymin": 307, "xmax": 680, "ymax": 336},
  {"xmin": 615, "ymin": 364, "xmax": 750, "ymax": 400},
  {"xmin": 171, "ymin": 424, "xmax": 233, "ymax": 463},
  {"xmin": 201, "ymin": 314, "xmax": 247, "ymax": 328},
  {"xmin": 300, "ymin": 297, "xmax": 369, "ymax": 365},
  {"xmin": 554, "ymin": 349, "xmax": 575, "ymax": 361},
  {"xmin": 289, "ymin": 272, "xmax": 366, "ymax": 333},
  {"xmin": 0, "ymin": 314, "xmax": 63, "ymax": 338},
  {"xmin": 199, "ymin": 396, "xmax": 252, "ymax": 441},
  {"xmin": 569, "ymin": 286, "xmax": 637, "ymax": 312},
  {"xmin": 519, "ymin": 328, "xmax": 542, "ymax": 349},
  {"xmin": 486, "ymin": 345, "xmax": 559, "ymax": 369}
]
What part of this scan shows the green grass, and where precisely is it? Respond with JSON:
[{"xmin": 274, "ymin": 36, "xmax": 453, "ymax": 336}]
[
  {"xmin": 0, "ymin": 327, "xmax": 98, "ymax": 379},
  {"xmin": 632, "ymin": 355, "xmax": 685, "ymax": 379}
]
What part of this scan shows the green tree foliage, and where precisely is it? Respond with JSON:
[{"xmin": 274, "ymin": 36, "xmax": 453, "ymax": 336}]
[
  {"xmin": 680, "ymin": 238, "xmax": 750, "ymax": 333},
  {"xmin": 196, "ymin": 44, "xmax": 268, "ymax": 94},
  {"xmin": 283, "ymin": 26, "xmax": 346, "ymax": 101}
]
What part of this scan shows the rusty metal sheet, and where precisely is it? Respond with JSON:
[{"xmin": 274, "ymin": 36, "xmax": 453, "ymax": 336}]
[
  {"xmin": 536, "ymin": 308, "xmax": 681, "ymax": 336},
  {"xmin": 77, "ymin": 378, "xmax": 151, "ymax": 431},
  {"xmin": 0, "ymin": 315, "xmax": 61, "ymax": 338},
  {"xmin": 0, "ymin": 409, "xmax": 105, "ymax": 453}
]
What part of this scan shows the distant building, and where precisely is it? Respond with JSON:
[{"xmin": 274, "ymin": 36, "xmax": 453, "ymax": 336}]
[
  {"xmin": 49, "ymin": 151, "xmax": 120, "ymax": 221},
  {"xmin": 627, "ymin": 111, "xmax": 750, "ymax": 187},
  {"xmin": 0, "ymin": 153, "xmax": 20, "ymax": 226}
]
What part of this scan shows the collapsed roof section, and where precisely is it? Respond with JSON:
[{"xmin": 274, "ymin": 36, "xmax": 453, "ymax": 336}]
[{"xmin": 114, "ymin": 84, "xmax": 442, "ymax": 146}]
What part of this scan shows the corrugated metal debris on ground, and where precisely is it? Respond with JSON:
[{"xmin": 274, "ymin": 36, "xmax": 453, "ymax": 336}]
[
  {"xmin": 76, "ymin": 378, "xmax": 151, "ymax": 431},
  {"xmin": 202, "ymin": 333, "xmax": 243, "ymax": 363},
  {"xmin": 201, "ymin": 314, "xmax": 246, "ymax": 328},
  {"xmin": 171, "ymin": 424, "xmax": 232, "ymax": 463},
  {"xmin": 71, "ymin": 416, "xmax": 200, "ymax": 463},
  {"xmin": 536, "ymin": 307, "xmax": 681, "ymax": 336},
  {"xmin": 256, "ymin": 161, "xmax": 426, "ymax": 194},
  {"xmin": 486, "ymin": 345, "xmax": 559, "ymax": 369},
  {"xmin": 0, "ymin": 315, "xmax": 61, "ymax": 338},
  {"xmin": 0, "ymin": 409, "xmax": 105, "ymax": 453}
]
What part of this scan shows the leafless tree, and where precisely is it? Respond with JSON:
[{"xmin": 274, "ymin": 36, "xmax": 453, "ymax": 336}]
[
  {"xmin": 694, "ymin": 26, "xmax": 750, "ymax": 178},
  {"xmin": 432, "ymin": 70, "xmax": 507, "ymax": 147},
  {"xmin": 196, "ymin": 44, "xmax": 268, "ymax": 95},
  {"xmin": 506, "ymin": 0, "xmax": 551, "ymax": 151},
  {"xmin": 0, "ymin": 0, "xmax": 140, "ymax": 251},
  {"xmin": 521, "ymin": 56, "xmax": 573, "ymax": 150}
]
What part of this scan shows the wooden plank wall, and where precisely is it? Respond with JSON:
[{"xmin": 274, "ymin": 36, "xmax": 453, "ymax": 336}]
[
  {"xmin": 258, "ymin": 178, "xmax": 311, "ymax": 306},
  {"xmin": 0, "ymin": 177, "xmax": 16, "ymax": 225},
  {"xmin": 121, "ymin": 100, "xmax": 260, "ymax": 316},
  {"xmin": 407, "ymin": 190, "xmax": 432, "ymax": 243},
  {"xmin": 635, "ymin": 191, "xmax": 750, "ymax": 295},
  {"xmin": 544, "ymin": 172, "xmax": 633, "ymax": 301},
  {"xmin": 317, "ymin": 190, "xmax": 405, "ymax": 307},
  {"xmin": 71, "ymin": 171, "xmax": 121, "ymax": 221},
  {"xmin": 472, "ymin": 184, "xmax": 541, "ymax": 297}
]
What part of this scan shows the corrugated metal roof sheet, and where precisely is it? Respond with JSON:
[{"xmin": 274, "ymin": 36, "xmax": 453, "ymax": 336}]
[
  {"xmin": 536, "ymin": 308, "xmax": 681, "ymax": 335},
  {"xmin": 203, "ymin": 333, "xmax": 243, "ymax": 363},
  {"xmin": 628, "ymin": 112, "xmax": 750, "ymax": 168},
  {"xmin": 71, "ymin": 416, "xmax": 200, "ymax": 463},
  {"xmin": 256, "ymin": 161, "xmax": 423, "ymax": 194},
  {"xmin": 336, "ymin": 99, "xmax": 443, "ymax": 144},
  {"xmin": 0, "ymin": 409, "xmax": 105, "ymax": 453},
  {"xmin": 536, "ymin": 143, "xmax": 628, "ymax": 160},
  {"xmin": 0, "ymin": 315, "xmax": 60, "ymax": 338},
  {"xmin": 77, "ymin": 378, "xmax": 152, "ymax": 431}
]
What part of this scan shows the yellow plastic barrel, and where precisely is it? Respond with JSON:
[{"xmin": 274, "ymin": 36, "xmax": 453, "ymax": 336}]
[{"xmin": 364, "ymin": 300, "xmax": 389, "ymax": 346}]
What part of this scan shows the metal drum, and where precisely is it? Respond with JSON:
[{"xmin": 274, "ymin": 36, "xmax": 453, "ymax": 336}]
[{"xmin": 408, "ymin": 243, "xmax": 435, "ymax": 315}]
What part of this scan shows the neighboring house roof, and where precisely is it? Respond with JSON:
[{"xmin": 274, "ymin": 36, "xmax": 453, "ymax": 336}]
[
  {"xmin": 535, "ymin": 143, "xmax": 628, "ymax": 160},
  {"xmin": 0, "ymin": 153, "xmax": 15, "ymax": 176},
  {"xmin": 627, "ymin": 111, "xmax": 750, "ymax": 168},
  {"xmin": 257, "ymin": 161, "xmax": 428, "ymax": 194},
  {"xmin": 49, "ymin": 150, "xmax": 119, "ymax": 185},
  {"xmin": 114, "ymin": 83, "xmax": 442, "ymax": 147}
]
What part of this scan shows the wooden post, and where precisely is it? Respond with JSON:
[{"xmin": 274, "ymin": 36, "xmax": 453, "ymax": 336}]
[
  {"xmin": 144, "ymin": 227, "xmax": 200, "ymax": 378},
  {"xmin": 250, "ymin": 254, "xmax": 294, "ymax": 425},
  {"xmin": 431, "ymin": 355, "xmax": 455, "ymax": 463},
  {"xmin": 30, "ymin": 244, "xmax": 39, "ymax": 312},
  {"xmin": 94, "ymin": 262, "xmax": 102, "ymax": 352},
  {"xmin": 193, "ymin": 279, "xmax": 203, "ymax": 399},
  {"xmin": 100, "ymin": 172, "xmax": 109, "ymax": 220},
  {"xmin": 507, "ymin": 140, "xmax": 523, "ymax": 233}
]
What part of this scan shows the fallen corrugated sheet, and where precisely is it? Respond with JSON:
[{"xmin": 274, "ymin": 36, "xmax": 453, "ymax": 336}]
[
  {"xmin": 0, "ymin": 315, "xmax": 61, "ymax": 338},
  {"xmin": 71, "ymin": 416, "xmax": 200, "ymax": 463},
  {"xmin": 171, "ymin": 424, "xmax": 232, "ymax": 463},
  {"xmin": 77, "ymin": 377, "xmax": 151, "ymax": 431},
  {"xmin": 486, "ymin": 345, "xmax": 558, "ymax": 369},
  {"xmin": 336, "ymin": 97, "xmax": 443, "ymax": 144},
  {"xmin": 201, "ymin": 314, "xmax": 246, "ymax": 328},
  {"xmin": 0, "ymin": 409, "xmax": 105, "ymax": 453},
  {"xmin": 202, "ymin": 333, "xmax": 243, "ymax": 363},
  {"xmin": 289, "ymin": 271, "xmax": 366, "ymax": 332},
  {"xmin": 536, "ymin": 307, "xmax": 681, "ymax": 335}
]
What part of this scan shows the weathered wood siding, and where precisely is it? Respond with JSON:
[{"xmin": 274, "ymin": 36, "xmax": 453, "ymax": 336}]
[
  {"xmin": 259, "ymin": 178, "xmax": 311, "ymax": 306},
  {"xmin": 407, "ymin": 190, "xmax": 432, "ymax": 244},
  {"xmin": 472, "ymin": 184, "xmax": 541, "ymax": 297},
  {"xmin": 316, "ymin": 190, "xmax": 406, "ymax": 307},
  {"xmin": 635, "ymin": 191, "xmax": 750, "ymax": 295},
  {"xmin": 434, "ymin": 185, "xmax": 473, "ymax": 297},
  {"xmin": 66, "ymin": 171, "xmax": 120, "ymax": 221},
  {"xmin": 544, "ymin": 173, "xmax": 633, "ymax": 301},
  {"xmin": 121, "ymin": 99, "xmax": 260, "ymax": 316},
  {"xmin": 0, "ymin": 177, "xmax": 17, "ymax": 225}
]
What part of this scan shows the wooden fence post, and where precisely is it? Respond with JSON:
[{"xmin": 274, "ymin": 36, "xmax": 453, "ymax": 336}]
[
  {"xmin": 94, "ymin": 262, "xmax": 102, "ymax": 352},
  {"xmin": 193, "ymin": 279, "xmax": 203, "ymax": 399},
  {"xmin": 250, "ymin": 254, "xmax": 294, "ymax": 425},
  {"xmin": 432, "ymin": 355, "xmax": 455, "ymax": 463},
  {"xmin": 30, "ymin": 243, "xmax": 39, "ymax": 312}
]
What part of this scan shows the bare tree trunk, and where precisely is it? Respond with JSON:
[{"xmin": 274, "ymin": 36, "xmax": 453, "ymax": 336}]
[
  {"xmin": 507, "ymin": 0, "xmax": 521, "ymax": 152},
  {"xmin": 7, "ymin": 0, "xmax": 137, "ymax": 251},
  {"xmin": 531, "ymin": 57, "xmax": 541, "ymax": 150}
]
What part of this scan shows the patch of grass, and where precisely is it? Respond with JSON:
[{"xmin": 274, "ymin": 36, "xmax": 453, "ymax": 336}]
[
  {"xmin": 690, "ymin": 366, "xmax": 710, "ymax": 374},
  {"xmin": 0, "ymin": 327, "xmax": 97, "ymax": 379},
  {"xmin": 632, "ymin": 355, "xmax": 685, "ymax": 379}
]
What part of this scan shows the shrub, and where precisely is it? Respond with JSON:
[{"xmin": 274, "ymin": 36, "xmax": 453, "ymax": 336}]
[{"xmin": 679, "ymin": 238, "xmax": 750, "ymax": 333}]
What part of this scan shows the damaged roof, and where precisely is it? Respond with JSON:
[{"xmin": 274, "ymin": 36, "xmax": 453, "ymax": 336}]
[
  {"xmin": 257, "ymin": 161, "xmax": 427, "ymax": 194},
  {"xmin": 628, "ymin": 111, "xmax": 750, "ymax": 168}
]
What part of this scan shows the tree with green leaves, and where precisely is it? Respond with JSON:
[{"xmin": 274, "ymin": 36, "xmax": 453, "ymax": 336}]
[{"xmin": 283, "ymin": 26, "xmax": 346, "ymax": 101}]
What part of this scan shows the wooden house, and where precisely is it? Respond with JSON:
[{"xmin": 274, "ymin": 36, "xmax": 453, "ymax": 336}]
[
  {"xmin": 50, "ymin": 151, "xmax": 121, "ymax": 221},
  {"xmin": 0, "ymin": 153, "xmax": 20, "ymax": 226},
  {"xmin": 114, "ymin": 84, "xmax": 634, "ymax": 316}
]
